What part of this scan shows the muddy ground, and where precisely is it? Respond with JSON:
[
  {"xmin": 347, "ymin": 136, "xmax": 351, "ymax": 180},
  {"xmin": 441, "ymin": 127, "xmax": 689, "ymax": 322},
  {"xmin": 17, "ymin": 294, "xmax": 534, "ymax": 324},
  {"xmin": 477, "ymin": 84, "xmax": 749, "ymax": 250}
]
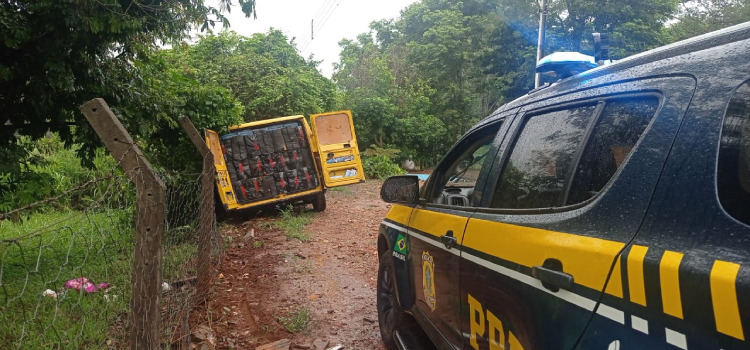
[{"xmin": 193, "ymin": 180, "xmax": 390, "ymax": 350}]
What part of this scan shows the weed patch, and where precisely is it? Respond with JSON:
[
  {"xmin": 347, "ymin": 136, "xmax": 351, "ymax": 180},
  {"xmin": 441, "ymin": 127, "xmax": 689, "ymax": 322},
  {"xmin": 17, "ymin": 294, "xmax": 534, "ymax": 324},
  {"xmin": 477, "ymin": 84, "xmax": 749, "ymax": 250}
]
[
  {"xmin": 273, "ymin": 206, "xmax": 313, "ymax": 242},
  {"xmin": 283, "ymin": 253, "xmax": 314, "ymax": 273},
  {"xmin": 293, "ymin": 261, "xmax": 313, "ymax": 273},
  {"xmin": 328, "ymin": 186, "xmax": 350, "ymax": 193},
  {"xmin": 328, "ymin": 186, "xmax": 354, "ymax": 198},
  {"xmin": 277, "ymin": 306, "xmax": 312, "ymax": 333}
]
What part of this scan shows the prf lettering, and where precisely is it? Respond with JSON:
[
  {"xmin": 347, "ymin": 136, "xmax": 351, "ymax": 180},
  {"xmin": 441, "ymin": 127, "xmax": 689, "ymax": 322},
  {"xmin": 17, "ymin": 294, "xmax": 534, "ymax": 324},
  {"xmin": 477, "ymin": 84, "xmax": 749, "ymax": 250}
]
[{"xmin": 468, "ymin": 294, "xmax": 524, "ymax": 350}]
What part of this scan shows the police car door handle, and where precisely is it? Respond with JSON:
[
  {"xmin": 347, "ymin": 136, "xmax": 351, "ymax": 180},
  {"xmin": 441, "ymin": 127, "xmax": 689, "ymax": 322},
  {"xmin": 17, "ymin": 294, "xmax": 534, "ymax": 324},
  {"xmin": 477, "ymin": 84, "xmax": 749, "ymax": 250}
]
[
  {"xmin": 532, "ymin": 266, "xmax": 574, "ymax": 292},
  {"xmin": 440, "ymin": 230, "xmax": 457, "ymax": 249}
]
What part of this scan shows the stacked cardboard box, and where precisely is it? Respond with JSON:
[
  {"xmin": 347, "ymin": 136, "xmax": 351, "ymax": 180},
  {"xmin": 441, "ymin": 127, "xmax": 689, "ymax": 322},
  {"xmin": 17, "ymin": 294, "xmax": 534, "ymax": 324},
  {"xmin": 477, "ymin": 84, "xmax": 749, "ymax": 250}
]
[{"xmin": 220, "ymin": 122, "xmax": 319, "ymax": 204}]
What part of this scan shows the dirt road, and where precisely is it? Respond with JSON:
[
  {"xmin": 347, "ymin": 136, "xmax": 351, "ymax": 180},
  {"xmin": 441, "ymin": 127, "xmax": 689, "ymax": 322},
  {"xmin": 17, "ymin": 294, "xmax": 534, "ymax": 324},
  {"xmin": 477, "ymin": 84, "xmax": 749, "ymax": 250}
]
[{"xmin": 203, "ymin": 180, "xmax": 390, "ymax": 350}]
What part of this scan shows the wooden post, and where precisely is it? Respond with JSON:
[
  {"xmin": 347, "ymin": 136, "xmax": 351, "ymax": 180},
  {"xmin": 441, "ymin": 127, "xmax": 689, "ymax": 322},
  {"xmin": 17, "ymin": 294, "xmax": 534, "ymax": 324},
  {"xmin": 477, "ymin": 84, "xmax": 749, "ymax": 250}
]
[
  {"xmin": 178, "ymin": 116, "xmax": 216, "ymax": 303},
  {"xmin": 80, "ymin": 98, "xmax": 166, "ymax": 350}
]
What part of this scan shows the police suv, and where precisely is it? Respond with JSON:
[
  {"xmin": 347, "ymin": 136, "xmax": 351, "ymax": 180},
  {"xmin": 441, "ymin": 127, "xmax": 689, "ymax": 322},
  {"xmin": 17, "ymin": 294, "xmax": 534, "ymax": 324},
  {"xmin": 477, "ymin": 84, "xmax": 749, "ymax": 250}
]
[{"xmin": 377, "ymin": 22, "xmax": 750, "ymax": 350}]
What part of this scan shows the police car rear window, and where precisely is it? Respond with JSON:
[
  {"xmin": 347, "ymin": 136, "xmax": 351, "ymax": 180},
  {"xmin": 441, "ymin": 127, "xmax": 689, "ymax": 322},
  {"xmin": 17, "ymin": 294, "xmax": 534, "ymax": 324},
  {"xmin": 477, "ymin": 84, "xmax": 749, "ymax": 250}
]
[
  {"xmin": 492, "ymin": 105, "xmax": 596, "ymax": 209},
  {"xmin": 567, "ymin": 97, "xmax": 658, "ymax": 203},
  {"xmin": 718, "ymin": 81, "xmax": 750, "ymax": 226},
  {"xmin": 491, "ymin": 97, "xmax": 658, "ymax": 209}
]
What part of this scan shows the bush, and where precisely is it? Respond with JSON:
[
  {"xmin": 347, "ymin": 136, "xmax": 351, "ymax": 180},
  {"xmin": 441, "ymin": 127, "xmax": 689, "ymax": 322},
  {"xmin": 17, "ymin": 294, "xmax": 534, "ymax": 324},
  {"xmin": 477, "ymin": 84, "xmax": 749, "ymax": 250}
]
[
  {"xmin": 0, "ymin": 134, "xmax": 120, "ymax": 213},
  {"xmin": 361, "ymin": 146, "xmax": 406, "ymax": 180}
]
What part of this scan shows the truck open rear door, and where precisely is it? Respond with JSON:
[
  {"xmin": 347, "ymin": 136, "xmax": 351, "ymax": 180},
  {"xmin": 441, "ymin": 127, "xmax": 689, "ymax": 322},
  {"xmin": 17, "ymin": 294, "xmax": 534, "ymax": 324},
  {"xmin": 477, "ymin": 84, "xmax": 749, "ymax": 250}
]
[
  {"xmin": 310, "ymin": 110, "xmax": 366, "ymax": 187},
  {"xmin": 205, "ymin": 129, "xmax": 238, "ymax": 208}
]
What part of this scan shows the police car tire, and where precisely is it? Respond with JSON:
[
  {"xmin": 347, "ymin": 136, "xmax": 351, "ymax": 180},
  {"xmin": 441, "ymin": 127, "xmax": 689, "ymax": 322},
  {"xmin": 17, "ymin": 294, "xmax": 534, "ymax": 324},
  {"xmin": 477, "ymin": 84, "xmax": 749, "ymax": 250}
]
[
  {"xmin": 377, "ymin": 250, "xmax": 417, "ymax": 349},
  {"xmin": 312, "ymin": 192, "xmax": 326, "ymax": 212}
]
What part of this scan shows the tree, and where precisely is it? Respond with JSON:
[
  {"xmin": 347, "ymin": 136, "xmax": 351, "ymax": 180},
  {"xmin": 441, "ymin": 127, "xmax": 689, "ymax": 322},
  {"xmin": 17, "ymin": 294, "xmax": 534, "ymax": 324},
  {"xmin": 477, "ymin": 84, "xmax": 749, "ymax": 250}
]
[
  {"xmin": 541, "ymin": 0, "xmax": 679, "ymax": 57},
  {"xmin": 667, "ymin": 0, "xmax": 750, "ymax": 41},
  {"xmin": 333, "ymin": 0, "xmax": 691, "ymax": 167},
  {"xmin": 0, "ymin": 1, "xmax": 256, "ymax": 198},
  {"xmin": 0, "ymin": 0, "xmax": 256, "ymax": 156},
  {"xmin": 334, "ymin": 33, "xmax": 400, "ymax": 148},
  {"xmin": 334, "ymin": 27, "xmax": 451, "ymax": 166},
  {"xmin": 170, "ymin": 30, "xmax": 336, "ymax": 122}
]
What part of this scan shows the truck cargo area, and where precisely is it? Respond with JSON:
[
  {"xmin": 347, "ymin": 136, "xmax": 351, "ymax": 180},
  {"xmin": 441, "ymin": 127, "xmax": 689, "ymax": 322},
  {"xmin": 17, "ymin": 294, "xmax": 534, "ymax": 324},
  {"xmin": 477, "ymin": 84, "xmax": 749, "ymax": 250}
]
[{"xmin": 221, "ymin": 120, "xmax": 319, "ymax": 205}]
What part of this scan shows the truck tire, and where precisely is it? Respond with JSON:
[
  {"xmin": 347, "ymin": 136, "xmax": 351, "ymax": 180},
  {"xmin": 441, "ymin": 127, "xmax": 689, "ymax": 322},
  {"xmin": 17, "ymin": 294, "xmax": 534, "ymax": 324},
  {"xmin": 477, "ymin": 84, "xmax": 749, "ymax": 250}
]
[
  {"xmin": 377, "ymin": 250, "xmax": 417, "ymax": 349},
  {"xmin": 214, "ymin": 185, "xmax": 229, "ymax": 222},
  {"xmin": 312, "ymin": 192, "xmax": 327, "ymax": 212}
]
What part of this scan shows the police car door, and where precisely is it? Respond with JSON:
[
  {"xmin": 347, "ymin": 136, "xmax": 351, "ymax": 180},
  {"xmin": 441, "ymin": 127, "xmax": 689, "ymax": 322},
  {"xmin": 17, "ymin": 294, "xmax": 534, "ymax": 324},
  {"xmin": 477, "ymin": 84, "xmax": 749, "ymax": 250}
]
[
  {"xmin": 461, "ymin": 77, "xmax": 696, "ymax": 350},
  {"xmin": 579, "ymin": 51, "xmax": 750, "ymax": 349},
  {"xmin": 407, "ymin": 117, "xmax": 511, "ymax": 349}
]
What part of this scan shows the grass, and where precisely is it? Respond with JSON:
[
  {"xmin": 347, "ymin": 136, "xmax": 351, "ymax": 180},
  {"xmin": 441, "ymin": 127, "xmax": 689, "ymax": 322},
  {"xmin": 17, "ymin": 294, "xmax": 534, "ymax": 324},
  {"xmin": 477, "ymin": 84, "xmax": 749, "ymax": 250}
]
[
  {"xmin": 0, "ymin": 207, "xmax": 199, "ymax": 349},
  {"xmin": 273, "ymin": 206, "xmax": 313, "ymax": 242},
  {"xmin": 327, "ymin": 186, "xmax": 350, "ymax": 193},
  {"xmin": 327, "ymin": 186, "xmax": 354, "ymax": 198},
  {"xmin": 277, "ymin": 306, "xmax": 312, "ymax": 333},
  {"xmin": 223, "ymin": 235, "xmax": 234, "ymax": 250},
  {"xmin": 163, "ymin": 242, "xmax": 198, "ymax": 281},
  {"xmin": 293, "ymin": 261, "xmax": 313, "ymax": 273},
  {"xmin": 283, "ymin": 253, "xmax": 313, "ymax": 273},
  {"xmin": 255, "ymin": 221, "xmax": 274, "ymax": 231},
  {"xmin": 252, "ymin": 240, "xmax": 264, "ymax": 249},
  {"xmin": 0, "ymin": 209, "xmax": 134, "ymax": 349}
]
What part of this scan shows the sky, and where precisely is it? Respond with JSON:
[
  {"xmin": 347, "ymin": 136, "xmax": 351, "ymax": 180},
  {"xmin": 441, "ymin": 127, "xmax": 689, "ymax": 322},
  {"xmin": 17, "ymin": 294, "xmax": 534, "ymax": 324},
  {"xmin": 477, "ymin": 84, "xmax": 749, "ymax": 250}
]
[{"xmin": 203, "ymin": 0, "xmax": 418, "ymax": 77}]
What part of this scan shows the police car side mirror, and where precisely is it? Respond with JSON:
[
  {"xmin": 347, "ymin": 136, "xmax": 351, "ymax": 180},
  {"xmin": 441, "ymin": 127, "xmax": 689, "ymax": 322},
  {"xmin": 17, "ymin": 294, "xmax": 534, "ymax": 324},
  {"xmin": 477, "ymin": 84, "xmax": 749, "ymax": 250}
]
[{"xmin": 380, "ymin": 175, "xmax": 420, "ymax": 205}]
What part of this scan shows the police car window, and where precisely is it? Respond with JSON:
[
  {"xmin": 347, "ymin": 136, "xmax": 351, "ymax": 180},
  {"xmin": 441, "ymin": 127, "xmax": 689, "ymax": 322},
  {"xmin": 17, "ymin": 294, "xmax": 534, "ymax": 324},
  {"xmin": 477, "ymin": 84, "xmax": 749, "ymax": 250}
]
[
  {"xmin": 718, "ymin": 81, "xmax": 750, "ymax": 226},
  {"xmin": 492, "ymin": 105, "xmax": 595, "ymax": 209},
  {"xmin": 567, "ymin": 97, "xmax": 658, "ymax": 204},
  {"xmin": 432, "ymin": 123, "xmax": 502, "ymax": 207}
]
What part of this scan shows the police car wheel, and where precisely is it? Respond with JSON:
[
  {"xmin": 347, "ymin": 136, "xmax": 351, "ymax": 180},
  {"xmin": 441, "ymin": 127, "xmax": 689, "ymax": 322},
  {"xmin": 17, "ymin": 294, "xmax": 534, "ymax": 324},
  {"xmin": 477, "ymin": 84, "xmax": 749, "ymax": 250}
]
[
  {"xmin": 377, "ymin": 250, "xmax": 415, "ymax": 349},
  {"xmin": 312, "ymin": 192, "xmax": 326, "ymax": 212}
]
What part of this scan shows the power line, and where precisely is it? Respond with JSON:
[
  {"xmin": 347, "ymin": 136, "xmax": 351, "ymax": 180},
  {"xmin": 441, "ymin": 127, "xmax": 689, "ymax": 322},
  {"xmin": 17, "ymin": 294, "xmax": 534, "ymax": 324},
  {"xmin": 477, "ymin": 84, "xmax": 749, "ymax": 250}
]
[
  {"xmin": 297, "ymin": 0, "xmax": 338, "ymax": 51},
  {"xmin": 297, "ymin": 0, "xmax": 338, "ymax": 50},
  {"xmin": 301, "ymin": 0, "xmax": 344, "ymax": 52},
  {"xmin": 300, "ymin": 0, "xmax": 336, "ymax": 40}
]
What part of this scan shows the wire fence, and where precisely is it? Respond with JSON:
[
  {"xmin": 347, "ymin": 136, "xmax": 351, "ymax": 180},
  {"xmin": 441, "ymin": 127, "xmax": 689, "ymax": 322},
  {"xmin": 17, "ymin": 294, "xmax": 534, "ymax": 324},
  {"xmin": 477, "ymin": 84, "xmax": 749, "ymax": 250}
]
[
  {"xmin": 160, "ymin": 168, "xmax": 221, "ymax": 349},
  {"xmin": 0, "ymin": 146, "xmax": 220, "ymax": 349}
]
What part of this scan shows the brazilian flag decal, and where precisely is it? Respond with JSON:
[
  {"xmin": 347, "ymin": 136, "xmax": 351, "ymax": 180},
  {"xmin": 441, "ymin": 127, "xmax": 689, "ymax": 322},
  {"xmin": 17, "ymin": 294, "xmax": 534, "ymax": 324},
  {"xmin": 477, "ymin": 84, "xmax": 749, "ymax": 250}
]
[{"xmin": 395, "ymin": 234, "xmax": 407, "ymax": 254}]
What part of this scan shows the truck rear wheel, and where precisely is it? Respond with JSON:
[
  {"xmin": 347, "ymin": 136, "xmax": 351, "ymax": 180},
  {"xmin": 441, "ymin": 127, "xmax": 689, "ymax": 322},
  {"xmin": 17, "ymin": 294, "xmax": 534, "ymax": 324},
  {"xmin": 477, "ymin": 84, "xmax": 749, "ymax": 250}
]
[{"xmin": 312, "ymin": 192, "xmax": 327, "ymax": 212}]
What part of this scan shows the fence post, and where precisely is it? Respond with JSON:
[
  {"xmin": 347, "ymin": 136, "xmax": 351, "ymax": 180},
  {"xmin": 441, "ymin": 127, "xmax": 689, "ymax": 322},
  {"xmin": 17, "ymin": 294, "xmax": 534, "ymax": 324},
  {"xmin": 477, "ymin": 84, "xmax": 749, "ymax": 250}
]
[
  {"xmin": 80, "ymin": 98, "xmax": 165, "ymax": 350},
  {"xmin": 178, "ymin": 116, "xmax": 216, "ymax": 303}
]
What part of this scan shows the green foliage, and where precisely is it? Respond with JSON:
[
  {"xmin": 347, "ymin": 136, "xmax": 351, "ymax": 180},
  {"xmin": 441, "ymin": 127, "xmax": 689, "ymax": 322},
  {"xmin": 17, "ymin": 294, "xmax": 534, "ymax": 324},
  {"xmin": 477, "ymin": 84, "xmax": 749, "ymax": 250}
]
[
  {"xmin": 277, "ymin": 306, "xmax": 313, "ymax": 333},
  {"xmin": 362, "ymin": 145, "xmax": 403, "ymax": 159},
  {"xmin": 169, "ymin": 31, "xmax": 336, "ymax": 123},
  {"xmin": 539, "ymin": 0, "xmax": 679, "ymax": 58},
  {"xmin": 274, "ymin": 206, "xmax": 313, "ymax": 242},
  {"xmin": 334, "ymin": 0, "xmax": 715, "ymax": 166},
  {"xmin": 128, "ymin": 49, "xmax": 245, "ymax": 172},
  {"xmin": 667, "ymin": 0, "xmax": 750, "ymax": 41},
  {"xmin": 0, "ymin": 0, "xmax": 256, "ymax": 167},
  {"xmin": 363, "ymin": 155, "xmax": 407, "ymax": 179},
  {"xmin": 362, "ymin": 146, "xmax": 407, "ymax": 179},
  {"xmin": 128, "ymin": 30, "xmax": 334, "ymax": 172},
  {"xmin": 163, "ymin": 242, "xmax": 198, "ymax": 280},
  {"xmin": 0, "ymin": 134, "xmax": 121, "ymax": 213}
]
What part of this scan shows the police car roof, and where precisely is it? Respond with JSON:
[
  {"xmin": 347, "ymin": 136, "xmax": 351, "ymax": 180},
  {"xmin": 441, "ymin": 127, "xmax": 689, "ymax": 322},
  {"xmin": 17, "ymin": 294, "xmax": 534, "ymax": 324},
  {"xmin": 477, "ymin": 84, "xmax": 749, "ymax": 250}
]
[{"xmin": 482, "ymin": 20, "xmax": 750, "ymax": 124}]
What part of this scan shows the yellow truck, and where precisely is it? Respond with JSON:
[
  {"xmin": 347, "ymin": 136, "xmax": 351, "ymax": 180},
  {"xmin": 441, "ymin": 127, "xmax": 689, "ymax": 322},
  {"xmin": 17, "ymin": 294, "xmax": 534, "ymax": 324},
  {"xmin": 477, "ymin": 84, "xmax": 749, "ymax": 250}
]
[{"xmin": 205, "ymin": 110, "xmax": 365, "ymax": 213}]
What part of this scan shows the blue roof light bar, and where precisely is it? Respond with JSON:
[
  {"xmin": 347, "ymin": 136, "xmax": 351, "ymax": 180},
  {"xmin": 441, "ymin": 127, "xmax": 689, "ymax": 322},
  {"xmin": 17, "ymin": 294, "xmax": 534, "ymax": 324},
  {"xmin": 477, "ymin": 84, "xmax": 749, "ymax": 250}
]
[{"xmin": 536, "ymin": 52, "xmax": 598, "ymax": 79}]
